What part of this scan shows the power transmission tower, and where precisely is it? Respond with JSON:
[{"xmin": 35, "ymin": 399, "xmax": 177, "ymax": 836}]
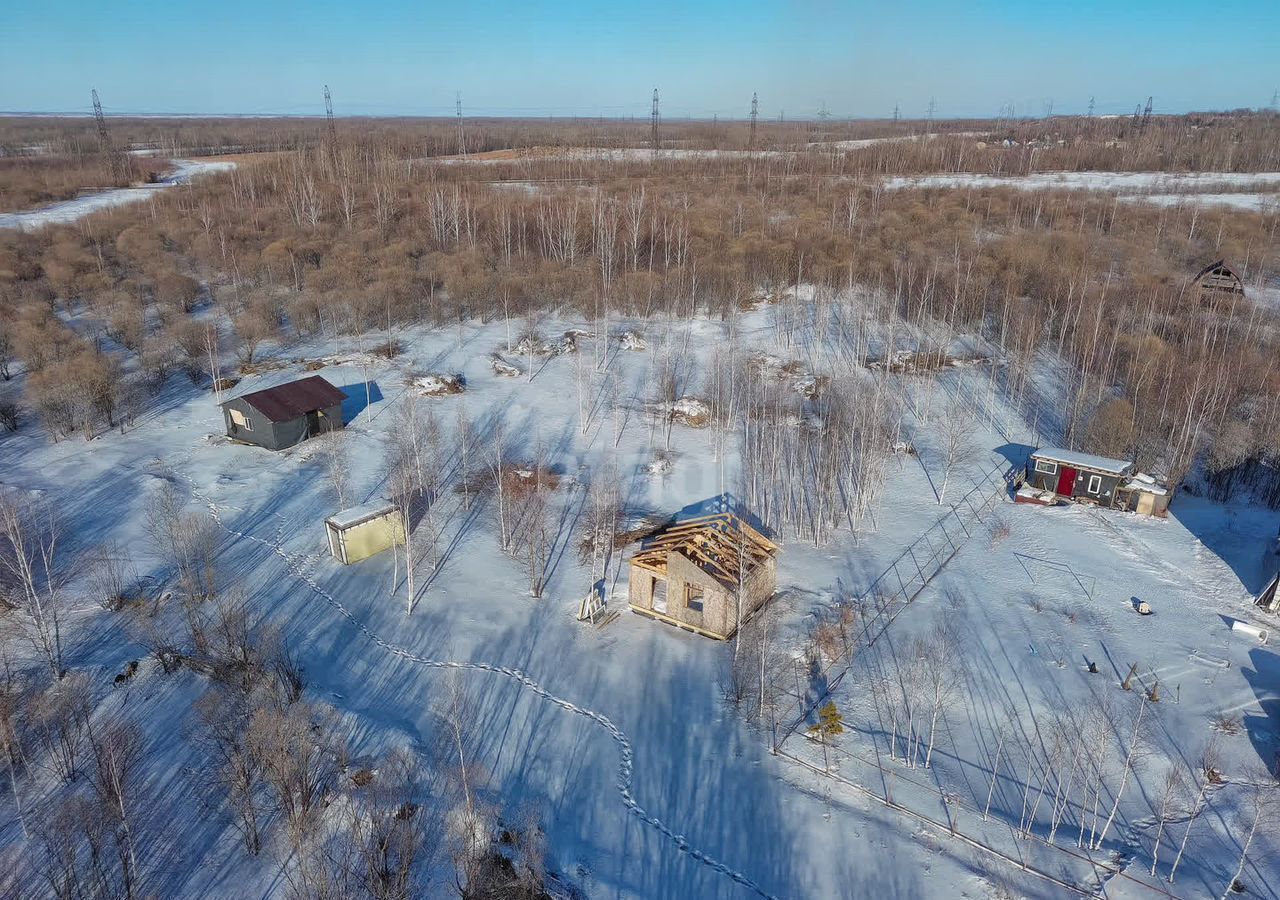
[
  {"xmin": 892, "ymin": 103, "xmax": 899, "ymax": 122},
  {"xmin": 91, "ymin": 88, "xmax": 110, "ymax": 146},
  {"xmin": 926, "ymin": 97, "xmax": 936, "ymax": 135},
  {"xmin": 818, "ymin": 100, "xmax": 830, "ymax": 121},
  {"xmin": 749, "ymin": 92, "xmax": 758, "ymax": 149},
  {"xmin": 90, "ymin": 88, "xmax": 127, "ymax": 181},
  {"xmin": 1141, "ymin": 96, "xmax": 1153, "ymax": 131},
  {"xmin": 1087, "ymin": 96, "xmax": 1095, "ymax": 118},
  {"xmin": 323, "ymin": 84, "xmax": 336, "ymax": 144},
  {"xmin": 650, "ymin": 88, "xmax": 660, "ymax": 151},
  {"xmin": 1272, "ymin": 88, "xmax": 1279, "ymax": 111},
  {"xmin": 456, "ymin": 91, "xmax": 465, "ymax": 155}
]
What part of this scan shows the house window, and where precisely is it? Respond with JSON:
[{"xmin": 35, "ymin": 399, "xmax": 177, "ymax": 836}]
[
  {"xmin": 1033, "ymin": 459, "xmax": 1057, "ymax": 475},
  {"xmin": 1086, "ymin": 474, "xmax": 1102, "ymax": 495},
  {"xmin": 685, "ymin": 583, "xmax": 705, "ymax": 613},
  {"xmin": 229, "ymin": 408, "xmax": 252, "ymax": 431}
]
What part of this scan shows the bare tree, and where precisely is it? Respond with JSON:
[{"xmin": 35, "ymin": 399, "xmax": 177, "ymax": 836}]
[
  {"xmin": 29, "ymin": 672, "xmax": 91, "ymax": 782},
  {"xmin": 1150, "ymin": 763, "xmax": 1184, "ymax": 877},
  {"xmin": 1169, "ymin": 737, "xmax": 1221, "ymax": 883},
  {"xmin": 937, "ymin": 398, "xmax": 975, "ymax": 505},
  {"xmin": 1220, "ymin": 779, "xmax": 1276, "ymax": 900},
  {"xmin": 194, "ymin": 688, "xmax": 265, "ymax": 856},
  {"xmin": 87, "ymin": 719, "xmax": 145, "ymax": 897},
  {"xmin": 0, "ymin": 491, "xmax": 71, "ymax": 679},
  {"xmin": 318, "ymin": 431, "xmax": 352, "ymax": 509}
]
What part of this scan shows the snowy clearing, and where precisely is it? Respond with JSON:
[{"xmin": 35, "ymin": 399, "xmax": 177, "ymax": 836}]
[
  {"xmin": 884, "ymin": 170, "xmax": 1280, "ymax": 195},
  {"xmin": 0, "ymin": 159, "xmax": 236, "ymax": 230},
  {"xmin": 1, "ymin": 303, "xmax": 1278, "ymax": 899}
]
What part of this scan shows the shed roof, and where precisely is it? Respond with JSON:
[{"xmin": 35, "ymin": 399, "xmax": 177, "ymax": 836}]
[
  {"xmin": 1031, "ymin": 447, "xmax": 1134, "ymax": 476},
  {"xmin": 226, "ymin": 375, "xmax": 347, "ymax": 423},
  {"xmin": 325, "ymin": 499, "xmax": 399, "ymax": 530}
]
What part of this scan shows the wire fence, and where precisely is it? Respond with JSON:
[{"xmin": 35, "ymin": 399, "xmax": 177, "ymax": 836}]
[{"xmin": 774, "ymin": 456, "xmax": 1017, "ymax": 747}]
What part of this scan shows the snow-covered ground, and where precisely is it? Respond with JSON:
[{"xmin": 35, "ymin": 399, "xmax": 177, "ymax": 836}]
[
  {"xmin": 0, "ymin": 159, "xmax": 236, "ymax": 230},
  {"xmin": 885, "ymin": 170, "xmax": 1280, "ymax": 203},
  {"xmin": 1, "ymin": 305, "xmax": 1278, "ymax": 898},
  {"xmin": 1120, "ymin": 192, "xmax": 1280, "ymax": 212}
]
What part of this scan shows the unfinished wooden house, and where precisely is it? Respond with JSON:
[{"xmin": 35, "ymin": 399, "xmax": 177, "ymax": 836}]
[
  {"xmin": 1193, "ymin": 259, "xmax": 1245, "ymax": 299},
  {"xmin": 628, "ymin": 507, "xmax": 779, "ymax": 640}
]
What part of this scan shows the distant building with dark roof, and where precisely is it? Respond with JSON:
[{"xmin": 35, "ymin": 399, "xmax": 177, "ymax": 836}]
[{"xmin": 220, "ymin": 375, "xmax": 346, "ymax": 450}]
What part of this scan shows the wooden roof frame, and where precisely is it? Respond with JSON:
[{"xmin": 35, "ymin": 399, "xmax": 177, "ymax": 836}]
[{"xmin": 629, "ymin": 511, "xmax": 778, "ymax": 588}]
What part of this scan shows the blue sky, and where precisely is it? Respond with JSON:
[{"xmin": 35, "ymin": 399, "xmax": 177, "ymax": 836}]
[{"xmin": 2, "ymin": 0, "xmax": 1277, "ymax": 118}]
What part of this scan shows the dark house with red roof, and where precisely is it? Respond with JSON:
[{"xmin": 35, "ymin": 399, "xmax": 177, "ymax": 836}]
[{"xmin": 219, "ymin": 375, "xmax": 347, "ymax": 450}]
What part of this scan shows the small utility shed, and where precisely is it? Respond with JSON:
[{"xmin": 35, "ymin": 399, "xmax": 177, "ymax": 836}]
[
  {"xmin": 325, "ymin": 501, "xmax": 405, "ymax": 565},
  {"xmin": 1024, "ymin": 447, "xmax": 1134, "ymax": 508},
  {"xmin": 221, "ymin": 375, "xmax": 346, "ymax": 451},
  {"xmin": 628, "ymin": 507, "xmax": 779, "ymax": 640}
]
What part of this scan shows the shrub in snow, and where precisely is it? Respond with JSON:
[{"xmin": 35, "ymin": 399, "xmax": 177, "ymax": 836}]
[{"xmin": 413, "ymin": 373, "xmax": 466, "ymax": 396}]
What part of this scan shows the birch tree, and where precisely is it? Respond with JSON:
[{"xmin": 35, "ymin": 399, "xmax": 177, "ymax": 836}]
[{"xmin": 0, "ymin": 490, "xmax": 71, "ymax": 680}]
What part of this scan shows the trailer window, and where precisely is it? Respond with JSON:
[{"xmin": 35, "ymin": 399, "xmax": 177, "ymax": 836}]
[
  {"xmin": 1033, "ymin": 459, "xmax": 1057, "ymax": 475},
  {"xmin": 229, "ymin": 408, "xmax": 251, "ymax": 431},
  {"xmin": 1086, "ymin": 474, "xmax": 1102, "ymax": 494}
]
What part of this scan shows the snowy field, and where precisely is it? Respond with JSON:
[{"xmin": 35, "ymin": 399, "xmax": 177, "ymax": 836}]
[
  {"xmin": 0, "ymin": 159, "xmax": 236, "ymax": 230},
  {"xmin": 1, "ymin": 303, "xmax": 1278, "ymax": 898}
]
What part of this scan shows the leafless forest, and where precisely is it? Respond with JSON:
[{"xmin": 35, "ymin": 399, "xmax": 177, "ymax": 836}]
[
  {"xmin": 3, "ymin": 112, "xmax": 1280, "ymax": 487},
  {"xmin": 1, "ymin": 110, "xmax": 1280, "ymax": 897}
]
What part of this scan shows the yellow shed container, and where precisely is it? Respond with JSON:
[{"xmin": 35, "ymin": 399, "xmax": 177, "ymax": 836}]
[{"xmin": 325, "ymin": 501, "xmax": 406, "ymax": 565}]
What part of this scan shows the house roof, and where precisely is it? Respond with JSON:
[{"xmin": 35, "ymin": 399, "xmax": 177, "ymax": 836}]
[
  {"xmin": 629, "ymin": 510, "xmax": 779, "ymax": 588},
  {"xmin": 1031, "ymin": 447, "xmax": 1134, "ymax": 476},
  {"xmin": 225, "ymin": 376, "xmax": 347, "ymax": 423}
]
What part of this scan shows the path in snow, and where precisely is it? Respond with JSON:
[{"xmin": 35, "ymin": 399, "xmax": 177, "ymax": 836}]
[
  {"xmin": 189, "ymin": 479, "xmax": 780, "ymax": 900},
  {"xmin": 0, "ymin": 159, "xmax": 236, "ymax": 230}
]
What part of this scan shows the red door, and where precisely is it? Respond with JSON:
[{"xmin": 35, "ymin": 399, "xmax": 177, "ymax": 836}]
[{"xmin": 1056, "ymin": 466, "xmax": 1077, "ymax": 496}]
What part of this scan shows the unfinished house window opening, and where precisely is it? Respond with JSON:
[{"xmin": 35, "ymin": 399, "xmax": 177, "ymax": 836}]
[
  {"xmin": 1034, "ymin": 459, "xmax": 1056, "ymax": 475},
  {"xmin": 686, "ymin": 583, "xmax": 705, "ymax": 613}
]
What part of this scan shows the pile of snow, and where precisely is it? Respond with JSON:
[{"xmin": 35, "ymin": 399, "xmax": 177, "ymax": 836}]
[
  {"xmin": 489, "ymin": 354, "xmax": 521, "ymax": 378},
  {"xmin": 669, "ymin": 396, "xmax": 712, "ymax": 427},
  {"xmin": 413, "ymin": 372, "xmax": 465, "ymax": 396},
  {"xmin": 618, "ymin": 330, "xmax": 647, "ymax": 351}
]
